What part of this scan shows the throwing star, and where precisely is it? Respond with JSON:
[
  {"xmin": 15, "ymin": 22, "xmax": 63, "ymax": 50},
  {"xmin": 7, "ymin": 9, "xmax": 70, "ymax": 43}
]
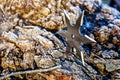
[{"xmin": 57, "ymin": 10, "xmax": 96, "ymax": 65}]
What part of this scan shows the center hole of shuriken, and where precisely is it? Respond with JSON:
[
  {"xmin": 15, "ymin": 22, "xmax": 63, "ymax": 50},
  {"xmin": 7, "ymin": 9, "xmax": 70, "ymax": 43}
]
[{"xmin": 71, "ymin": 34, "xmax": 75, "ymax": 39}]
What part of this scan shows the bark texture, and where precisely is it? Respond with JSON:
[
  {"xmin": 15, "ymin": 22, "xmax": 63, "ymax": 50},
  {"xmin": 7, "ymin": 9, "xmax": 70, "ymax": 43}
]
[{"xmin": 0, "ymin": 0, "xmax": 120, "ymax": 80}]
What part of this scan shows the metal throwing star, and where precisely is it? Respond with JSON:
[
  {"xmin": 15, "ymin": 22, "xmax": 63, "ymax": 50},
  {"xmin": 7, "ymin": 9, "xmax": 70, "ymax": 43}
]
[{"xmin": 57, "ymin": 10, "xmax": 96, "ymax": 65}]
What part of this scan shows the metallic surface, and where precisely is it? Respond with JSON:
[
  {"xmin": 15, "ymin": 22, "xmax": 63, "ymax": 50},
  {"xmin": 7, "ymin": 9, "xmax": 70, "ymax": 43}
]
[{"xmin": 57, "ymin": 10, "xmax": 96, "ymax": 65}]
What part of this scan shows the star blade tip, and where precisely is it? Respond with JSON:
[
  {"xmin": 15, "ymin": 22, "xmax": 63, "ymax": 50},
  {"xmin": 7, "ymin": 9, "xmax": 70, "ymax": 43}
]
[{"xmin": 84, "ymin": 35, "xmax": 96, "ymax": 43}]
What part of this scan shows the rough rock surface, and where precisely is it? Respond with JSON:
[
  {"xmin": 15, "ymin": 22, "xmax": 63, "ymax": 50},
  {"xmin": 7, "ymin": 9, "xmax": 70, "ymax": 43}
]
[
  {"xmin": 0, "ymin": 0, "xmax": 102, "ymax": 30},
  {"xmin": 0, "ymin": 0, "xmax": 120, "ymax": 80}
]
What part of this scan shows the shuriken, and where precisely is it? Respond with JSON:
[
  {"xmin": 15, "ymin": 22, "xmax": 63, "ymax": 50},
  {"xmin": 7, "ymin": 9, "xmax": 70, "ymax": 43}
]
[{"xmin": 57, "ymin": 10, "xmax": 96, "ymax": 65}]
